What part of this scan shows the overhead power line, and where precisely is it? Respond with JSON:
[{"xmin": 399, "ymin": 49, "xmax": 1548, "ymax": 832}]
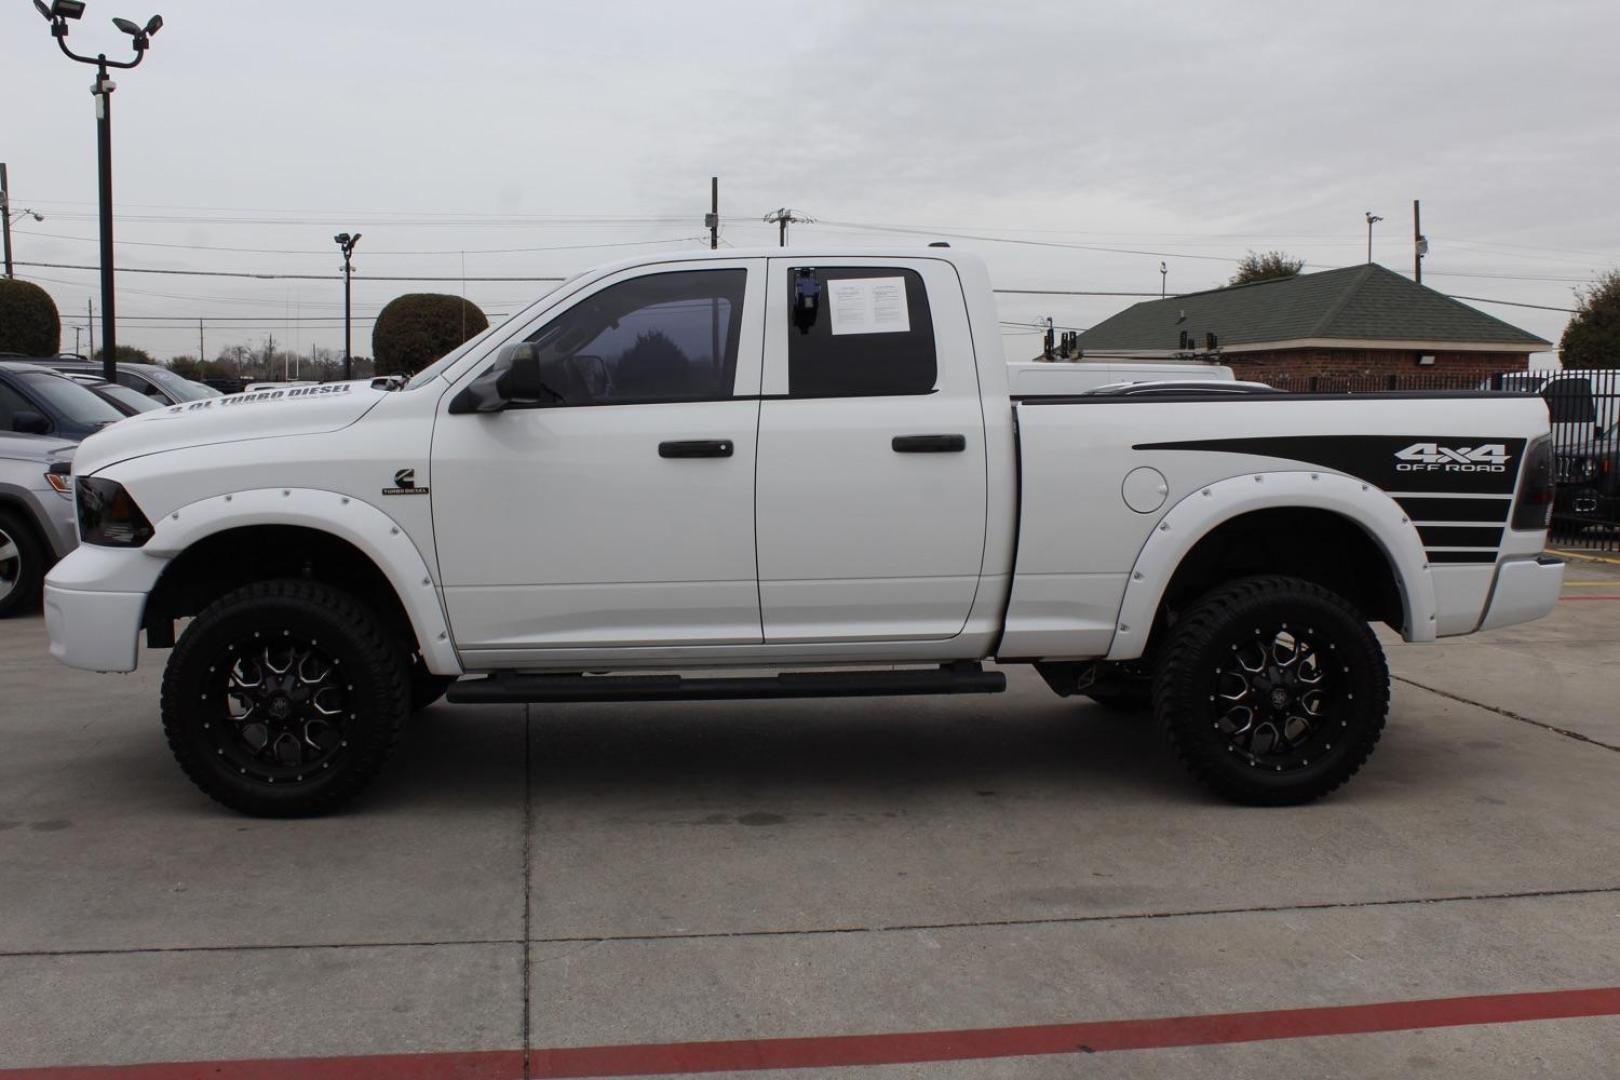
[
  {"xmin": 12, "ymin": 229, "xmax": 706, "ymax": 257},
  {"xmin": 18, "ymin": 260, "xmax": 568, "ymax": 283}
]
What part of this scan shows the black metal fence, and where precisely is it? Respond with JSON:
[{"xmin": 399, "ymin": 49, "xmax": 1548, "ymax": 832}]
[{"xmin": 1262, "ymin": 368, "xmax": 1620, "ymax": 553}]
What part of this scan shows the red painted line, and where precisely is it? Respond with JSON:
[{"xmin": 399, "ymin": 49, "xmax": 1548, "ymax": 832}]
[
  {"xmin": 6, "ymin": 987, "xmax": 1620, "ymax": 1079},
  {"xmin": 529, "ymin": 986, "xmax": 1620, "ymax": 1076}
]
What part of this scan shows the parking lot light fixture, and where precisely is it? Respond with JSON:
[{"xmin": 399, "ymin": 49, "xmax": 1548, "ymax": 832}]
[
  {"xmin": 33, "ymin": 0, "xmax": 163, "ymax": 382},
  {"xmin": 334, "ymin": 233, "xmax": 360, "ymax": 381}
]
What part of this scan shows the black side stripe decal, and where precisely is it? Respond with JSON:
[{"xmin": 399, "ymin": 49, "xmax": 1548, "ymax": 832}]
[
  {"xmin": 1416, "ymin": 525, "xmax": 1505, "ymax": 548},
  {"xmin": 1426, "ymin": 551, "xmax": 1499, "ymax": 564},
  {"xmin": 1396, "ymin": 497, "xmax": 1511, "ymax": 523}
]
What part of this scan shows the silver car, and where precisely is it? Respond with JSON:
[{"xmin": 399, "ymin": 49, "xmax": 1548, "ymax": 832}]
[{"xmin": 0, "ymin": 434, "xmax": 77, "ymax": 618}]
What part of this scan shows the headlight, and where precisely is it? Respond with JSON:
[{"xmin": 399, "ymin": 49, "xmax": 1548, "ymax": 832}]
[{"xmin": 76, "ymin": 476, "xmax": 155, "ymax": 547}]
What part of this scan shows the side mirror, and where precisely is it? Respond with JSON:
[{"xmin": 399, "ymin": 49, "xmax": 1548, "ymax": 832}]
[
  {"xmin": 12, "ymin": 410, "xmax": 50, "ymax": 435},
  {"xmin": 494, "ymin": 342, "xmax": 548, "ymax": 402},
  {"xmin": 448, "ymin": 342, "xmax": 552, "ymax": 414}
]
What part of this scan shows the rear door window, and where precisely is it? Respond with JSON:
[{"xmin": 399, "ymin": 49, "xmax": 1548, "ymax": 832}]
[{"xmin": 785, "ymin": 267, "xmax": 936, "ymax": 397}]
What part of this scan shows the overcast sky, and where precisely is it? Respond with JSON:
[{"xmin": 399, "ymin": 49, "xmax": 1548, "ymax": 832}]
[{"xmin": 4, "ymin": 0, "xmax": 1616, "ymax": 364}]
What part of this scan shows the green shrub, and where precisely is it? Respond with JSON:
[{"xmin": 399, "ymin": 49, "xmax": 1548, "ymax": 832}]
[
  {"xmin": 372, "ymin": 294, "xmax": 489, "ymax": 377},
  {"xmin": 0, "ymin": 279, "xmax": 61, "ymax": 356}
]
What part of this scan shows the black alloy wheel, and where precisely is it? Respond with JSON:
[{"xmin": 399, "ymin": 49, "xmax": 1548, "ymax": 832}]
[
  {"xmin": 1154, "ymin": 575, "xmax": 1389, "ymax": 805},
  {"xmin": 161, "ymin": 579, "xmax": 410, "ymax": 816}
]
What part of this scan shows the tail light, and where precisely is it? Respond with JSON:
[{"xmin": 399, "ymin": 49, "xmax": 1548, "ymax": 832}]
[
  {"xmin": 1511, "ymin": 435, "xmax": 1554, "ymax": 532},
  {"xmin": 76, "ymin": 476, "xmax": 155, "ymax": 547}
]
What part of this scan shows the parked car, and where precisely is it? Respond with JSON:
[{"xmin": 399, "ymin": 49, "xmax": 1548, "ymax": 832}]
[
  {"xmin": 58, "ymin": 373, "xmax": 168, "ymax": 416},
  {"xmin": 33, "ymin": 359, "xmax": 217, "ymax": 406},
  {"xmin": 1492, "ymin": 370, "xmax": 1620, "ymax": 532},
  {"xmin": 0, "ymin": 361, "xmax": 128, "ymax": 440},
  {"xmin": 0, "ymin": 434, "xmax": 77, "ymax": 618},
  {"xmin": 45, "ymin": 247, "xmax": 1562, "ymax": 816}
]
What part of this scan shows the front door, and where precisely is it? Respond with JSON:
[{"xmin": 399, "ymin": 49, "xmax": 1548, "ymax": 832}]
[
  {"xmin": 431, "ymin": 261, "xmax": 765, "ymax": 658},
  {"xmin": 754, "ymin": 259, "xmax": 989, "ymax": 642}
]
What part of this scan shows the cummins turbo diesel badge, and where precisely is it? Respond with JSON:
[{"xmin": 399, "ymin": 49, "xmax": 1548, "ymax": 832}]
[{"xmin": 382, "ymin": 467, "xmax": 429, "ymax": 495}]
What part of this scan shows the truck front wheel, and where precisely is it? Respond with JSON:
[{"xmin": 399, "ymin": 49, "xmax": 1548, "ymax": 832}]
[
  {"xmin": 160, "ymin": 579, "xmax": 411, "ymax": 817},
  {"xmin": 1153, "ymin": 575, "xmax": 1389, "ymax": 805}
]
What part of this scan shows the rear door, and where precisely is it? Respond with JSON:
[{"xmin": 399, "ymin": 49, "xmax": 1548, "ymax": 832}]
[{"xmin": 754, "ymin": 258, "xmax": 988, "ymax": 642}]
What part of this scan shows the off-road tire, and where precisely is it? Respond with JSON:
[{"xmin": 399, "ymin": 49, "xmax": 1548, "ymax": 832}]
[
  {"xmin": 1153, "ymin": 574, "xmax": 1389, "ymax": 805},
  {"xmin": 161, "ymin": 579, "xmax": 410, "ymax": 817},
  {"xmin": 0, "ymin": 509, "xmax": 47, "ymax": 619}
]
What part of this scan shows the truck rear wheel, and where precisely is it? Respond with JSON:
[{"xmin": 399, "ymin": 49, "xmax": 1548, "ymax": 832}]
[
  {"xmin": 160, "ymin": 579, "xmax": 410, "ymax": 817},
  {"xmin": 1153, "ymin": 575, "xmax": 1388, "ymax": 805}
]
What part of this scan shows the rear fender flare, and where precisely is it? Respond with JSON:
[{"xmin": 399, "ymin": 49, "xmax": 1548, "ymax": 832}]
[{"xmin": 1105, "ymin": 470, "xmax": 1436, "ymax": 661}]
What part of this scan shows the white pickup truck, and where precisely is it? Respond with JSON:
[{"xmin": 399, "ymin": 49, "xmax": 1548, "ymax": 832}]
[{"xmin": 45, "ymin": 248, "xmax": 1563, "ymax": 816}]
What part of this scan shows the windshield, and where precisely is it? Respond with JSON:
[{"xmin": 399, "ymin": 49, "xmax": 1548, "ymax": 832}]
[
  {"xmin": 96, "ymin": 383, "xmax": 165, "ymax": 413},
  {"xmin": 18, "ymin": 372, "xmax": 127, "ymax": 425},
  {"xmin": 142, "ymin": 367, "xmax": 214, "ymax": 401},
  {"xmin": 404, "ymin": 325, "xmax": 500, "ymax": 390}
]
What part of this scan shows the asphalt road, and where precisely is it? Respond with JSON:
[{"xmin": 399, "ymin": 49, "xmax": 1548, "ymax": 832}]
[{"xmin": 2, "ymin": 558, "xmax": 1618, "ymax": 1077}]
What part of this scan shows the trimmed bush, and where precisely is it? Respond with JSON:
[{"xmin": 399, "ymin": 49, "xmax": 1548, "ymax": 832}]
[
  {"xmin": 0, "ymin": 279, "xmax": 61, "ymax": 356},
  {"xmin": 372, "ymin": 294, "xmax": 489, "ymax": 378}
]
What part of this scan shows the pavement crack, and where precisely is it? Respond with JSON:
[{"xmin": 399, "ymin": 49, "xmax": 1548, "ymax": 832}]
[
  {"xmin": 1394, "ymin": 674, "xmax": 1620, "ymax": 753},
  {"xmin": 524, "ymin": 884, "xmax": 1620, "ymax": 948},
  {"xmin": 0, "ymin": 937, "xmax": 522, "ymax": 960}
]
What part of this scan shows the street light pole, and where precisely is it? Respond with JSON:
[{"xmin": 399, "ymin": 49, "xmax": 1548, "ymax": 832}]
[
  {"xmin": 32, "ymin": 1, "xmax": 163, "ymax": 382},
  {"xmin": 334, "ymin": 232, "xmax": 360, "ymax": 381},
  {"xmin": 1364, "ymin": 210, "xmax": 1383, "ymax": 265}
]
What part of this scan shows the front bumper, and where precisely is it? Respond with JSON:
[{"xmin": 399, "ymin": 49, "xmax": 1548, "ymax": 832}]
[
  {"xmin": 1479, "ymin": 556, "xmax": 1565, "ymax": 632},
  {"xmin": 43, "ymin": 544, "xmax": 166, "ymax": 673}
]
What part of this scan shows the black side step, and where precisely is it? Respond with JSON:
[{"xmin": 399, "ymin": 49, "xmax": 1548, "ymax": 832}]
[{"xmin": 446, "ymin": 663, "xmax": 1006, "ymax": 704}]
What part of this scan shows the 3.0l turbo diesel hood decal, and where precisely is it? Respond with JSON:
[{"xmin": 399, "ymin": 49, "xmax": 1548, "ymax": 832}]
[
  {"xmin": 1134, "ymin": 434, "xmax": 1526, "ymax": 495},
  {"xmin": 73, "ymin": 381, "xmax": 390, "ymax": 476}
]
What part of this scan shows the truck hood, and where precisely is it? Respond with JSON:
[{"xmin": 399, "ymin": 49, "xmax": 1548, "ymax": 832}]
[{"xmin": 73, "ymin": 381, "xmax": 389, "ymax": 476}]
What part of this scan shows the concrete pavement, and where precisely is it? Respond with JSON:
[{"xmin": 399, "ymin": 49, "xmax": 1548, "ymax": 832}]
[{"xmin": 1, "ymin": 560, "xmax": 1618, "ymax": 1075}]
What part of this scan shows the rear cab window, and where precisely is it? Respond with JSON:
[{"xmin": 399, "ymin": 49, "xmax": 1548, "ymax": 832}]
[{"xmin": 784, "ymin": 267, "xmax": 937, "ymax": 397}]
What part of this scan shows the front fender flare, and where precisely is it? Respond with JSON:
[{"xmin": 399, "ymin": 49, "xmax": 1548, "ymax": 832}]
[
  {"xmin": 146, "ymin": 488, "xmax": 461, "ymax": 675},
  {"xmin": 1105, "ymin": 471, "xmax": 1436, "ymax": 661}
]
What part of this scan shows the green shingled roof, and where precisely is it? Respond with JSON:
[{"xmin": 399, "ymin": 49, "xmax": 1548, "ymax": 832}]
[{"xmin": 1075, "ymin": 264, "xmax": 1551, "ymax": 352}]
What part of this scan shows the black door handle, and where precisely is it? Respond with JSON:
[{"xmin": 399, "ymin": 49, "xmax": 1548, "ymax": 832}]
[
  {"xmin": 659, "ymin": 439, "xmax": 734, "ymax": 459},
  {"xmin": 892, "ymin": 434, "xmax": 966, "ymax": 453}
]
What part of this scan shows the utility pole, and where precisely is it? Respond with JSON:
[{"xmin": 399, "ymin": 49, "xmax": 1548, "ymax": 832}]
[
  {"xmin": 706, "ymin": 177, "xmax": 719, "ymax": 250},
  {"xmin": 198, "ymin": 318, "xmax": 204, "ymax": 369},
  {"xmin": 0, "ymin": 163, "xmax": 39, "ymax": 278},
  {"xmin": 87, "ymin": 298, "xmax": 93, "ymax": 358},
  {"xmin": 1364, "ymin": 210, "xmax": 1383, "ymax": 264},
  {"xmin": 1412, "ymin": 199, "xmax": 1427, "ymax": 285},
  {"xmin": 1159, "ymin": 260, "xmax": 1167, "ymax": 299},
  {"xmin": 1, "ymin": 163, "xmax": 13, "ymax": 279},
  {"xmin": 763, "ymin": 208, "xmax": 813, "ymax": 247}
]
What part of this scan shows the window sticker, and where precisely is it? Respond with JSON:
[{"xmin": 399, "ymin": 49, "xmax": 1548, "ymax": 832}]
[{"xmin": 827, "ymin": 276, "xmax": 910, "ymax": 336}]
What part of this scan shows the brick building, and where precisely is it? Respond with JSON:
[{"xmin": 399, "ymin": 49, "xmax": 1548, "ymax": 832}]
[{"xmin": 1072, "ymin": 264, "xmax": 1550, "ymax": 387}]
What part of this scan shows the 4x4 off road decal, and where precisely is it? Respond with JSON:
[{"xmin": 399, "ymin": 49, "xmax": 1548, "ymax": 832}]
[
  {"xmin": 1393, "ymin": 442, "xmax": 1511, "ymax": 472},
  {"xmin": 1133, "ymin": 434, "xmax": 1525, "ymax": 495}
]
